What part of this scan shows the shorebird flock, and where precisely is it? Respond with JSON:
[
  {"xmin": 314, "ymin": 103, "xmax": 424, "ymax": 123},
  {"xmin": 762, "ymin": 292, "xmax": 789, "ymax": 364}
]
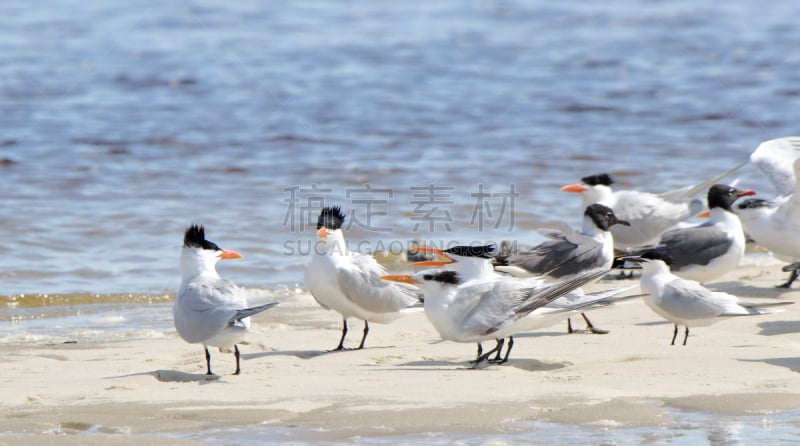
[{"xmin": 173, "ymin": 137, "xmax": 799, "ymax": 374}]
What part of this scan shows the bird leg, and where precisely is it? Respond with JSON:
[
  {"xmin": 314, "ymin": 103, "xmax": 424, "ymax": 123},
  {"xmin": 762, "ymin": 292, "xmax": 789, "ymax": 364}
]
[
  {"xmin": 490, "ymin": 338, "xmax": 505, "ymax": 363},
  {"xmin": 504, "ymin": 336, "xmax": 514, "ymax": 363},
  {"xmin": 682, "ymin": 326, "xmax": 690, "ymax": 346},
  {"xmin": 582, "ymin": 313, "xmax": 609, "ymax": 334},
  {"xmin": 357, "ymin": 320, "xmax": 369, "ymax": 349},
  {"xmin": 567, "ymin": 318, "xmax": 574, "ymax": 334},
  {"xmin": 329, "ymin": 319, "xmax": 348, "ymax": 351},
  {"xmin": 776, "ymin": 266, "xmax": 800, "ymax": 289},
  {"xmin": 233, "ymin": 345, "xmax": 241, "ymax": 375},
  {"xmin": 204, "ymin": 346, "xmax": 213, "ymax": 375},
  {"xmin": 476, "ymin": 343, "xmax": 483, "ymax": 358},
  {"xmin": 491, "ymin": 336, "xmax": 514, "ymax": 364},
  {"xmin": 670, "ymin": 324, "xmax": 678, "ymax": 345},
  {"xmin": 470, "ymin": 342, "xmax": 501, "ymax": 368}
]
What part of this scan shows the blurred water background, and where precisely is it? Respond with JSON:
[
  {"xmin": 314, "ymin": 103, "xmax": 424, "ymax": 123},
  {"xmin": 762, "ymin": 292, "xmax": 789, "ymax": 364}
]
[{"xmin": 1, "ymin": 0, "xmax": 799, "ymax": 442}]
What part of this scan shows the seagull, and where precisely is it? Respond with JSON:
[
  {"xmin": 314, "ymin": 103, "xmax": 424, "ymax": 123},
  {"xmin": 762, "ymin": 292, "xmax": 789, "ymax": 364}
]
[
  {"xmin": 381, "ymin": 268, "xmax": 610, "ymax": 366},
  {"xmin": 560, "ymin": 164, "xmax": 744, "ymax": 251},
  {"xmin": 174, "ymin": 225, "xmax": 279, "ymax": 375},
  {"xmin": 491, "ymin": 204, "xmax": 629, "ymax": 333},
  {"xmin": 304, "ymin": 206, "xmax": 421, "ymax": 351},
  {"xmin": 633, "ymin": 184, "xmax": 755, "ymax": 283},
  {"xmin": 628, "ymin": 250, "xmax": 790, "ymax": 345},
  {"xmin": 735, "ymin": 136, "xmax": 800, "ymax": 287}
]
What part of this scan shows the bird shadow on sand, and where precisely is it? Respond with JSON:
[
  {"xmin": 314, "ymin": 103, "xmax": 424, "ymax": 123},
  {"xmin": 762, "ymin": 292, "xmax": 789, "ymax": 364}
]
[
  {"xmin": 707, "ymin": 282, "xmax": 795, "ymax": 298},
  {"xmin": 106, "ymin": 370, "xmax": 222, "ymax": 383},
  {"xmin": 243, "ymin": 345, "xmax": 397, "ymax": 361},
  {"xmin": 507, "ymin": 358, "xmax": 572, "ymax": 372},
  {"xmin": 396, "ymin": 357, "xmax": 570, "ymax": 372},
  {"xmin": 738, "ymin": 357, "xmax": 800, "ymax": 373},
  {"xmin": 511, "ymin": 331, "xmax": 572, "ymax": 339},
  {"xmin": 396, "ymin": 359, "xmax": 467, "ymax": 370},
  {"xmin": 635, "ymin": 320, "xmax": 673, "ymax": 327},
  {"xmin": 242, "ymin": 350, "xmax": 327, "ymax": 360},
  {"xmin": 757, "ymin": 320, "xmax": 800, "ymax": 336}
]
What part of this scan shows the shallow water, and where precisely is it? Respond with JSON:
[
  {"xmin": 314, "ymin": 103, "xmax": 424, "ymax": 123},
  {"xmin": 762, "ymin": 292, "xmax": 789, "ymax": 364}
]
[
  {"xmin": 2, "ymin": 0, "xmax": 800, "ymax": 443},
  {"xmin": 150, "ymin": 407, "xmax": 800, "ymax": 445},
  {"xmin": 1, "ymin": 0, "xmax": 798, "ymax": 295}
]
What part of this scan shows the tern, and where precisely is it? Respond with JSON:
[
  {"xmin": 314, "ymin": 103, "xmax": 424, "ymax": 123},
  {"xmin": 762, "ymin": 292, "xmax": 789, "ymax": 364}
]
[
  {"xmin": 304, "ymin": 206, "xmax": 420, "ymax": 351},
  {"xmin": 382, "ymin": 268, "xmax": 610, "ymax": 366},
  {"xmin": 628, "ymin": 251, "xmax": 790, "ymax": 345},
  {"xmin": 409, "ymin": 241, "xmax": 635, "ymax": 357},
  {"xmin": 174, "ymin": 225, "xmax": 279, "ymax": 375}
]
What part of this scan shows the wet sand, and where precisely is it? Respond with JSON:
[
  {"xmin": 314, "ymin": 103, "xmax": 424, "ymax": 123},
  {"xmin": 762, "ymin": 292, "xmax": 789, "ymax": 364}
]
[{"xmin": 1, "ymin": 255, "xmax": 799, "ymax": 445}]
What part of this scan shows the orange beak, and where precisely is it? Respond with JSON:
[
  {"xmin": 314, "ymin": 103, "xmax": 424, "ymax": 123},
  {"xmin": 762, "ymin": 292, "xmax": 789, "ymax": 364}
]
[
  {"xmin": 317, "ymin": 227, "xmax": 330, "ymax": 238},
  {"xmin": 380, "ymin": 274, "xmax": 420, "ymax": 285},
  {"xmin": 560, "ymin": 183, "xmax": 586, "ymax": 193},
  {"xmin": 219, "ymin": 249, "xmax": 243, "ymax": 260},
  {"xmin": 697, "ymin": 211, "xmax": 711, "ymax": 218},
  {"xmin": 408, "ymin": 246, "xmax": 455, "ymax": 267}
]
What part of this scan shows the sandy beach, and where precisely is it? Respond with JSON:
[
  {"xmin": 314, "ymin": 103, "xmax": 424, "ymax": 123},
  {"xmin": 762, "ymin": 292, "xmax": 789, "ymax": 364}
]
[{"xmin": 1, "ymin": 255, "xmax": 799, "ymax": 445}]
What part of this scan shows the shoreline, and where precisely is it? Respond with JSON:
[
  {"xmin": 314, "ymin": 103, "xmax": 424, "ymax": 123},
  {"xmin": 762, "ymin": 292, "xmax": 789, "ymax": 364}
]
[{"xmin": 1, "ymin": 255, "xmax": 799, "ymax": 444}]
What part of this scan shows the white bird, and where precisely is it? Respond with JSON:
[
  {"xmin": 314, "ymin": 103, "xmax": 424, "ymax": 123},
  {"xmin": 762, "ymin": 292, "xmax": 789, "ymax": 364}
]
[
  {"xmin": 304, "ymin": 206, "xmax": 420, "ymax": 351},
  {"xmin": 560, "ymin": 164, "xmax": 744, "ymax": 251},
  {"xmin": 174, "ymin": 225, "xmax": 279, "ymax": 375},
  {"xmin": 382, "ymin": 268, "xmax": 611, "ymax": 366},
  {"xmin": 412, "ymin": 205, "xmax": 630, "ymax": 335},
  {"xmin": 629, "ymin": 251, "xmax": 790, "ymax": 345},
  {"xmin": 633, "ymin": 184, "xmax": 755, "ymax": 283},
  {"xmin": 735, "ymin": 136, "xmax": 800, "ymax": 287}
]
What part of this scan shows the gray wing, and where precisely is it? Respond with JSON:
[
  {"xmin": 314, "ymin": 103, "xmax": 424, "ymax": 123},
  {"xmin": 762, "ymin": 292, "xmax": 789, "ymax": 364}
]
[
  {"xmin": 175, "ymin": 279, "xmax": 246, "ymax": 343},
  {"xmin": 750, "ymin": 136, "xmax": 800, "ymax": 198},
  {"xmin": 336, "ymin": 254, "xmax": 420, "ymax": 313},
  {"xmin": 655, "ymin": 224, "xmax": 733, "ymax": 271},
  {"xmin": 453, "ymin": 279, "xmax": 535, "ymax": 338},
  {"xmin": 659, "ymin": 280, "xmax": 728, "ymax": 320},
  {"xmin": 457, "ymin": 269, "xmax": 608, "ymax": 336},
  {"xmin": 182, "ymin": 278, "xmax": 247, "ymax": 312},
  {"xmin": 506, "ymin": 236, "xmax": 605, "ymax": 278}
]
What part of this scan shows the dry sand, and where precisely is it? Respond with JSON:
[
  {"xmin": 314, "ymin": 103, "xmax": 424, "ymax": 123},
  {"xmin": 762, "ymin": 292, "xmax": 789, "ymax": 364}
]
[{"xmin": 1, "ymin": 255, "xmax": 799, "ymax": 444}]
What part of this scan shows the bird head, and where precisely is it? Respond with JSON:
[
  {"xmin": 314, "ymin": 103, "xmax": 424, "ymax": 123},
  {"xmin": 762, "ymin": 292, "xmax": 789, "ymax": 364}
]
[
  {"xmin": 707, "ymin": 184, "xmax": 756, "ymax": 211},
  {"xmin": 181, "ymin": 225, "xmax": 242, "ymax": 279},
  {"xmin": 585, "ymin": 203, "xmax": 630, "ymax": 231}
]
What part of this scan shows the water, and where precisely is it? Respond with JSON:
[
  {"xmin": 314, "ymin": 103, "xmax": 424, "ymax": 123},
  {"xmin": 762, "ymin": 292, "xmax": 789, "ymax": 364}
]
[
  {"xmin": 173, "ymin": 409, "xmax": 800, "ymax": 445},
  {"xmin": 1, "ymin": 0, "xmax": 800, "ymax": 442}
]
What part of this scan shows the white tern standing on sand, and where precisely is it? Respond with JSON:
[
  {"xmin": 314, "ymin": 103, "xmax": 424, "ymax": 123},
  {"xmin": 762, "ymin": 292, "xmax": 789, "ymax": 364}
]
[{"xmin": 174, "ymin": 225, "xmax": 279, "ymax": 375}]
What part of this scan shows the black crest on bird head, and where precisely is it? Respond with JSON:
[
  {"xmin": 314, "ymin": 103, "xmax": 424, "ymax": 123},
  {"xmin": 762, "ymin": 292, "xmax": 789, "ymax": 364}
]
[
  {"xmin": 444, "ymin": 244, "xmax": 497, "ymax": 259},
  {"xmin": 422, "ymin": 270, "xmax": 461, "ymax": 285},
  {"xmin": 581, "ymin": 173, "xmax": 614, "ymax": 186},
  {"xmin": 183, "ymin": 224, "xmax": 221, "ymax": 251},
  {"xmin": 640, "ymin": 250, "xmax": 673, "ymax": 266},
  {"xmin": 316, "ymin": 206, "xmax": 346, "ymax": 230}
]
